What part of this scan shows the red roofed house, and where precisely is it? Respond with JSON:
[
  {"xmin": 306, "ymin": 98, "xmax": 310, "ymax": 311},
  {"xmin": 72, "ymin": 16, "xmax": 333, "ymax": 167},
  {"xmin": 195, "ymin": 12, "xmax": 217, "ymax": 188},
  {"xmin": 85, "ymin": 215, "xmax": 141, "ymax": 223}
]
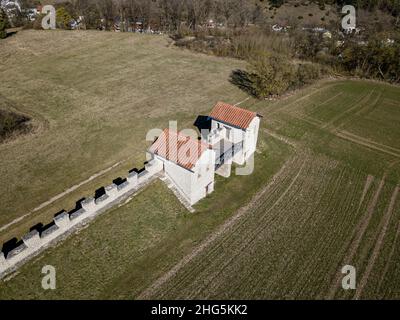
[
  {"xmin": 205, "ymin": 102, "xmax": 261, "ymax": 175},
  {"xmin": 149, "ymin": 129, "xmax": 216, "ymax": 206},
  {"xmin": 148, "ymin": 103, "xmax": 261, "ymax": 206}
]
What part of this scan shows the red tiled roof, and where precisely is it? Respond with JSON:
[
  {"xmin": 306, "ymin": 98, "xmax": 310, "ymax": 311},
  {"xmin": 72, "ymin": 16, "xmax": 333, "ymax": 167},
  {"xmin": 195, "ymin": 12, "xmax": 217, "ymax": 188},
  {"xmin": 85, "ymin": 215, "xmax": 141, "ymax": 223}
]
[
  {"xmin": 149, "ymin": 129, "xmax": 209, "ymax": 170},
  {"xmin": 209, "ymin": 102, "xmax": 257, "ymax": 130}
]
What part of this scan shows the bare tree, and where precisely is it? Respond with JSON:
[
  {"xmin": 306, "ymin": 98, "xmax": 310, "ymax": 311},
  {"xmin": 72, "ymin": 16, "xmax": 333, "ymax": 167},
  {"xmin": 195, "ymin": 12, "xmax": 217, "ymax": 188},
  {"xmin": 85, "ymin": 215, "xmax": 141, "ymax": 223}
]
[
  {"xmin": 216, "ymin": 0, "xmax": 234, "ymax": 24},
  {"xmin": 186, "ymin": 0, "xmax": 214, "ymax": 30},
  {"xmin": 158, "ymin": 0, "xmax": 185, "ymax": 31},
  {"xmin": 96, "ymin": 0, "xmax": 115, "ymax": 30}
]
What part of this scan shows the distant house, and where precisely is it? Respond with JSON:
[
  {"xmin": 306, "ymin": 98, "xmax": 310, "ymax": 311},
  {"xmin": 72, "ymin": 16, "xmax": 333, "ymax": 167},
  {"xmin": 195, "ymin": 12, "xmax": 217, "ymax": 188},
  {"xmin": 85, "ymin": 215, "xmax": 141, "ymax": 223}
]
[
  {"xmin": 322, "ymin": 30, "xmax": 332, "ymax": 39},
  {"xmin": 71, "ymin": 16, "xmax": 85, "ymax": 30},
  {"xmin": 272, "ymin": 24, "xmax": 284, "ymax": 32},
  {"xmin": 303, "ymin": 27, "xmax": 332, "ymax": 39},
  {"xmin": 149, "ymin": 129, "xmax": 216, "ymax": 206},
  {"xmin": 134, "ymin": 21, "xmax": 143, "ymax": 32},
  {"xmin": 385, "ymin": 38, "xmax": 395, "ymax": 45},
  {"xmin": 25, "ymin": 8, "xmax": 38, "ymax": 21},
  {"xmin": 206, "ymin": 19, "xmax": 216, "ymax": 29}
]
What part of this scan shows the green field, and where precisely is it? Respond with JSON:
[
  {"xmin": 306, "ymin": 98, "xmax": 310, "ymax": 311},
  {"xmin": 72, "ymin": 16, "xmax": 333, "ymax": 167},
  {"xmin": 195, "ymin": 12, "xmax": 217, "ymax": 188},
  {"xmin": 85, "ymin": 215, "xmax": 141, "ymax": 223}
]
[{"xmin": 0, "ymin": 31, "xmax": 400, "ymax": 299}]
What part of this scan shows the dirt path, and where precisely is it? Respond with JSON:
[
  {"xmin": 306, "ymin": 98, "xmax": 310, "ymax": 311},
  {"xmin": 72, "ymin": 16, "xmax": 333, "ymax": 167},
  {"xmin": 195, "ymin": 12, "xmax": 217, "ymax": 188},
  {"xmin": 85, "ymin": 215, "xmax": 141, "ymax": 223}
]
[
  {"xmin": 358, "ymin": 175, "xmax": 375, "ymax": 210},
  {"xmin": 377, "ymin": 220, "xmax": 400, "ymax": 292},
  {"xmin": 0, "ymin": 161, "xmax": 123, "ymax": 233},
  {"xmin": 305, "ymin": 92, "xmax": 344, "ymax": 116},
  {"xmin": 338, "ymin": 130, "xmax": 400, "ymax": 154},
  {"xmin": 322, "ymin": 90, "xmax": 374, "ymax": 130},
  {"xmin": 289, "ymin": 112, "xmax": 323, "ymax": 127},
  {"xmin": 354, "ymin": 185, "xmax": 399, "ymax": 299},
  {"xmin": 354, "ymin": 91, "xmax": 382, "ymax": 117},
  {"xmin": 274, "ymin": 90, "xmax": 400, "ymax": 159},
  {"xmin": 334, "ymin": 131, "xmax": 400, "ymax": 158},
  {"xmin": 234, "ymin": 97, "xmax": 250, "ymax": 106},
  {"xmin": 269, "ymin": 85, "xmax": 332, "ymax": 116},
  {"xmin": 327, "ymin": 177, "xmax": 386, "ymax": 299},
  {"xmin": 263, "ymin": 129, "xmax": 298, "ymax": 148}
]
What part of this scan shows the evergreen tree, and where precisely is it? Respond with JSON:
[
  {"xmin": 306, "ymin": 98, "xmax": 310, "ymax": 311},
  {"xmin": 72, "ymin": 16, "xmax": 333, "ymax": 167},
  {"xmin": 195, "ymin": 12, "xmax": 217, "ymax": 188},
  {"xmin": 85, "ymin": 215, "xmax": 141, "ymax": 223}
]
[
  {"xmin": 0, "ymin": 8, "xmax": 9, "ymax": 39},
  {"xmin": 56, "ymin": 7, "xmax": 73, "ymax": 29}
]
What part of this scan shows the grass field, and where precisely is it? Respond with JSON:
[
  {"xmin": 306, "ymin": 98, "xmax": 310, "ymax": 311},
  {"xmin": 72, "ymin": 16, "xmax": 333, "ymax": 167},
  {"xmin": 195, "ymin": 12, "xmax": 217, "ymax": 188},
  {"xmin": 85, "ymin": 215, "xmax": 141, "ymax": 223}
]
[
  {"xmin": 0, "ymin": 30, "xmax": 246, "ymax": 243},
  {"xmin": 0, "ymin": 30, "xmax": 400, "ymax": 299}
]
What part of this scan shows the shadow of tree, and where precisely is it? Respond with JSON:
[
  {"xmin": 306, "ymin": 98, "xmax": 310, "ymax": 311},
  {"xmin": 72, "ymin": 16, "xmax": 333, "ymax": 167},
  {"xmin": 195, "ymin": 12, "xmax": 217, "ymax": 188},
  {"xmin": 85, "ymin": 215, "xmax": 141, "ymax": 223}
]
[{"xmin": 229, "ymin": 69, "xmax": 257, "ymax": 98}]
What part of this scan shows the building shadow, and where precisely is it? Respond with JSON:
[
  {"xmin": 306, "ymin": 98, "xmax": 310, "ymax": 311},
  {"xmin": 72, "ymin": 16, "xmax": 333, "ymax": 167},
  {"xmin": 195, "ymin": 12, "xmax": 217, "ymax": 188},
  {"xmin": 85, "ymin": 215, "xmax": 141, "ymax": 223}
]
[
  {"xmin": 194, "ymin": 115, "xmax": 211, "ymax": 133},
  {"xmin": 54, "ymin": 209, "xmax": 67, "ymax": 219},
  {"xmin": 30, "ymin": 223, "xmax": 43, "ymax": 233},
  {"xmin": 1, "ymin": 238, "xmax": 24, "ymax": 257},
  {"xmin": 69, "ymin": 198, "xmax": 85, "ymax": 215},
  {"xmin": 130, "ymin": 167, "xmax": 145, "ymax": 174},
  {"xmin": 113, "ymin": 177, "xmax": 127, "ymax": 187},
  {"xmin": 40, "ymin": 221, "xmax": 57, "ymax": 236},
  {"xmin": 94, "ymin": 187, "xmax": 106, "ymax": 200}
]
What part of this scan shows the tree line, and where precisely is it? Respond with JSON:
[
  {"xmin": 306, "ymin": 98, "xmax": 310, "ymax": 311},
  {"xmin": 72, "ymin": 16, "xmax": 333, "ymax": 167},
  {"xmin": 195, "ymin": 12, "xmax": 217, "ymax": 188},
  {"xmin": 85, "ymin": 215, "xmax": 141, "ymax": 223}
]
[
  {"xmin": 0, "ymin": 8, "xmax": 10, "ymax": 39},
  {"xmin": 21, "ymin": 0, "xmax": 263, "ymax": 31},
  {"xmin": 3, "ymin": 1, "xmax": 399, "ymax": 94},
  {"xmin": 7, "ymin": 1, "xmax": 400, "ymax": 31}
]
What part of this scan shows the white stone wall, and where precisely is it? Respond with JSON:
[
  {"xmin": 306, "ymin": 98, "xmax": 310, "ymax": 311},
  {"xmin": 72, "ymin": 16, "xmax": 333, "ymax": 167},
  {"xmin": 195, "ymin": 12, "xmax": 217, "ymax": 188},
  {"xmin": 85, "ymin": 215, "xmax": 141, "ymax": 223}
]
[
  {"xmin": 243, "ymin": 117, "xmax": 260, "ymax": 161},
  {"xmin": 0, "ymin": 159, "xmax": 163, "ymax": 279},
  {"xmin": 190, "ymin": 149, "xmax": 216, "ymax": 205},
  {"xmin": 156, "ymin": 149, "xmax": 215, "ymax": 206},
  {"xmin": 158, "ymin": 155, "xmax": 193, "ymax": 202},
  {"xmin": 211, "ymin": 120, "xmax": 245, "ymax": 144},
  {"xmin": 211, "ymin": 117, "xmax": 260, "ymax": 165}
]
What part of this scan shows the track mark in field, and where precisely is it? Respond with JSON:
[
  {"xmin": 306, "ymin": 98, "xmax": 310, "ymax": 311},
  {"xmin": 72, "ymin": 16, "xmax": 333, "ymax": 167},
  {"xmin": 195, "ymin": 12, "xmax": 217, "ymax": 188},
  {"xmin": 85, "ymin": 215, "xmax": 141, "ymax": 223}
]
[
  {"xmin": 333, "ymin": 90, "xmax": 382, "ymax": 132},
  {"xmin": 264, "ymin": 129, "xmax": 297, "ymax": 148},
  {"xmin": 354, "ymin": 90, "xmax": 382, "ymax": 117},
  {"xmin": 327, "ymin": 177, "xmax": 386, "ymax": 299},
  {"xmin": 377, "ymin": 220, "xmax": 400, "ymax": 292},
  {"xmin": 269, "ymin": 85, "xmax": 333, "ymax": 116},
  {"xmin": 337, "ymin": 130, "xmax": 400, "ymax": 154},
  {"xmin": 358, "ymin": 175, "xmax": 375, "ymax": 210},
  {"xmin": 288, "ymin": 112, "xmax": 323, "ymax": 127},
  {"xmin": 200, "ymin": 161, "xmax": 307, "ymax": 296},
  {"xmin": 137, "ymin": 157, "xmax": 301, "ymax": 299},
  {"xmin": 322, "ymin": 90, "xmax": 374, "ymax": 130},
  {"xmin": 317, "ymin": 92, "xmax": 344, "ymax": 107},
  {"xmin": 284, "ymin": 91, "xmax": 344, "ymax": 123},
  {"xmin": 334, "ymin": 131, "xmax": 400, "ymax": 158},
  {"xmin": 0, "ymin": 161, "xmax": 123, "ymax": 233},
  {"xmin": 355, "ymin": 185, "xmax": 399, "ymax": 299},
  {"xmin": 234, "ymin": 97, "xmax": 250, "ymax": 106},
  {"xmin": 305, "ymin": 92, "xmax": 344, "ymax": 115},
  {"xmin": 385, "ymin": 99, "xmax": 400, "ymax": 107},
  {"xmin": 155, "ymin": 159, "xmax": 307, "ymax": 299}
]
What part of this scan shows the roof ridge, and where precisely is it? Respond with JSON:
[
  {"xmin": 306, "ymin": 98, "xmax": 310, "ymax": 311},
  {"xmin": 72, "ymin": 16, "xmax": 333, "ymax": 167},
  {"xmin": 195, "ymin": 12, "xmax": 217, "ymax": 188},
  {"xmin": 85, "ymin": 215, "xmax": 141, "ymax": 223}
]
[
  {"xmin": 210, "ymin": 102, "xmax": 257, "ymax": 130},
  {"xmin": 149, "ymin": 128, "xmax": 210, "ymax": 170}
]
